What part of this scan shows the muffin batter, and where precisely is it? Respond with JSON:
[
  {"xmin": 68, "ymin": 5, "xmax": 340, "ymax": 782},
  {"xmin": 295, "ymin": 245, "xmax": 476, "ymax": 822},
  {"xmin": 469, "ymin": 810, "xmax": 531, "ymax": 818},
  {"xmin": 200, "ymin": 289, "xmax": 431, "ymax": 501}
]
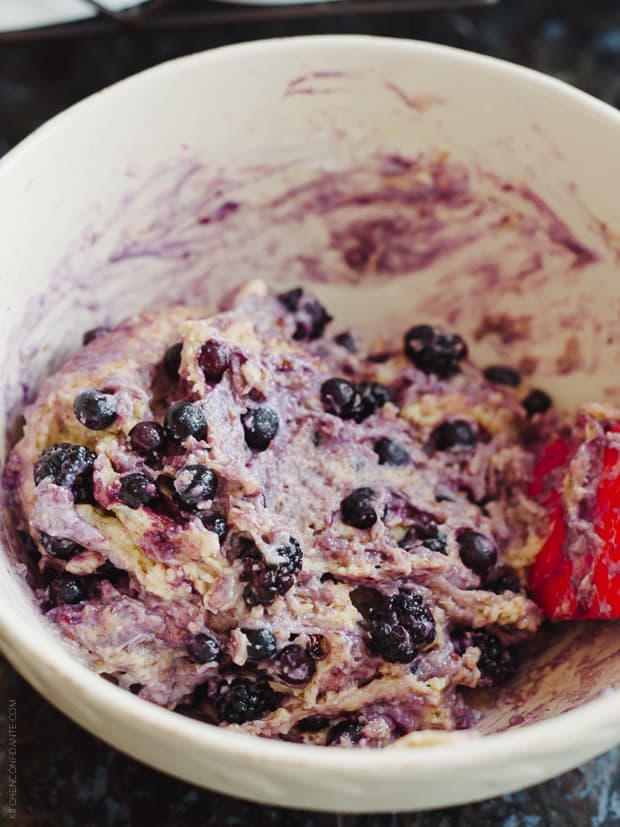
[{"xmin": 9, "ymin": 281, "xmax": 548, "ymax": 747}]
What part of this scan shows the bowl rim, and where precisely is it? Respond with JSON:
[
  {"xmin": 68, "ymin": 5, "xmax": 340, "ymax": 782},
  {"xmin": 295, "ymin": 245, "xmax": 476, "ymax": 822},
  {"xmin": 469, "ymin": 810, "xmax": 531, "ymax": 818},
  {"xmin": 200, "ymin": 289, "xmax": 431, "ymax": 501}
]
[{"xmin": 1, "ymin": 34, "xmax": 619, "ymax": 773}]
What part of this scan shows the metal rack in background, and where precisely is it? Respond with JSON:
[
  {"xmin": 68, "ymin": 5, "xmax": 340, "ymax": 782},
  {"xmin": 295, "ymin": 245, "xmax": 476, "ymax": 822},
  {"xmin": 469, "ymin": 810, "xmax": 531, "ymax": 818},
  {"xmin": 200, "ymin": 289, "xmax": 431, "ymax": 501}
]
[{"xmin": 0, "ymin": 0, "xmax": 498, "ymax": 40}]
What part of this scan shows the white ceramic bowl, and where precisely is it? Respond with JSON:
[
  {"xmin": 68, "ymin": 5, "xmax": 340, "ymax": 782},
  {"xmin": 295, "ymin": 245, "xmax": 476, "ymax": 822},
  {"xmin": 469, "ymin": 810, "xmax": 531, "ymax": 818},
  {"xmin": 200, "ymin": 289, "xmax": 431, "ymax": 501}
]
[
  {"xmin": 0, "ymin": 0, "xmax": 146, "ymax": 32},
  {"xmin": 0, "ymin": 0, "xmax": 344, "ymax": 31},
  {"xmin": 1, "ymin": 36, "xmax": 619, "ymax": 813}
]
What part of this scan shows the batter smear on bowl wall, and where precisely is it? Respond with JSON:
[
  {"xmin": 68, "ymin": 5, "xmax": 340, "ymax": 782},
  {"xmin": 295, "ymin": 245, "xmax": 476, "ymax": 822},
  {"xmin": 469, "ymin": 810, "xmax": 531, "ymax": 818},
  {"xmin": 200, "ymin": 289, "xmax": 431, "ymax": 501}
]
[{"xmin": 7, "ymin": 278, "xmax": 619, "ymax": 747}]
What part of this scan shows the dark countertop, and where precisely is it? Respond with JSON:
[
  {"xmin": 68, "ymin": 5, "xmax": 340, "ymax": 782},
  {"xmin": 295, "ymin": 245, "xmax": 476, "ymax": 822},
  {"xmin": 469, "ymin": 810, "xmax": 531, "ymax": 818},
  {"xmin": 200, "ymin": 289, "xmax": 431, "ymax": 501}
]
[{"xmin": 1, "ymin": 1, "xmax": 619, "ymax": 824}]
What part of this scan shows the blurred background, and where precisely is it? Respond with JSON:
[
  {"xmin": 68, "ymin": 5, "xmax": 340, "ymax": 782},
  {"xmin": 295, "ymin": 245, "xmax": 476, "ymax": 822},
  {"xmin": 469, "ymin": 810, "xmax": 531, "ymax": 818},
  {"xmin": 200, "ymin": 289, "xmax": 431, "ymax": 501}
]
[{"xmin": 1, "ymin": 1, "xmax": 619, "ymax": 825}]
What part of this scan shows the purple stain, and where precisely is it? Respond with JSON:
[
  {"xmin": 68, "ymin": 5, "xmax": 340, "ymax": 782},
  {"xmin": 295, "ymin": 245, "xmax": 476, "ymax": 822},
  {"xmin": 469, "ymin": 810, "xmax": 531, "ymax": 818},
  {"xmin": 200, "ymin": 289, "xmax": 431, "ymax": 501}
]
[
  {"xmin": 344, "ymin": 244, "xmax": 372, "ymax": 271},
  {"xmin": 379, "ymin": 154, "xmax": 417, "ymax": 176},
  {"xmin": 285, "ymin": 71, "xmax": 347, "ymax": 96},
  {"xmin": 141, "ymin": 527, "xmax": 182, "ymax": 563},
  {"xmin": 198, "ymin": 201, "xmax": 239, "ymax": 225},
  {"xmin": 494, "ymin": 177, "xmax": 598, "ymax": 268},
  {"xmin": 385, "ymin": 82, "xmax": 444, "ymax": 112}
]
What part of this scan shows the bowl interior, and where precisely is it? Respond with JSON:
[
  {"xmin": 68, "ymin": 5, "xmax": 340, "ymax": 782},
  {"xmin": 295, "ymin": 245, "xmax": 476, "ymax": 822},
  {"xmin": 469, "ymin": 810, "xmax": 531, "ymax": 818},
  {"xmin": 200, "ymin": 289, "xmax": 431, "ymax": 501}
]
[{"xmin": 0, "ymin": 36, "xmax": 619, "ymax": 802}]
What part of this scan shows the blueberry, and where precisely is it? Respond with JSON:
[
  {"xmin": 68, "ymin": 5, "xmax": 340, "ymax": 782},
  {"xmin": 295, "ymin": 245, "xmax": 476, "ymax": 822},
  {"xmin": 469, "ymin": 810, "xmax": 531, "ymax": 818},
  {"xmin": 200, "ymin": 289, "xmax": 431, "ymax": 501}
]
[
  {"xmin": 354, "ymin": 381, "xmax": 392, "ymax": 422},
  {"xmin": 198, "ymin": 339, "xmax": 230, "ymax": 384},
  {"xmin": 241, "ymin": 406, "xmax": 279, "ymax": 451},
  {"xmin": 375, "ymin": 593, "xmax": 435, "ymax": 663},
  {"xmin": 373, "ymin": 438, "xmax": 410, "ymax": 466},
  {"xmin": 152, "ymin": 474, "xmax": 186, "ymax": 523},
  {"xmin": 241, "ymin": 537, "xmax": 302, "ymax": 607},
  {"xmin": 320, "ymin": 378, "xmax": 389, "ymax": 423},
  {"xmin": 354, "ymin": 588, "xmax": 435, "ymax": 664},
  {"xmin": 431, "ymin": 420, "xmax": 477, "ymax": 451},
  {"xmin": 404, "ymin": 324, "xmax": 468, "ymax": 377},
  {"xmin": 326, "ymin": 719, "xmax": 363, "ymax": 746},
  {"xmin": 242, "ymin": 564, "xmax": 293, "ymax": 607},
  {"xmin": 49, "ymin": 575, "xmax": 85, "ymax": 606},
  {"xmin": 274, "ymin": 644, "xmax": 316, "ymax": 686},
  {"xmin": 200, "ymin": 513, "xmax": 228, "ymax": 542},
  {"xmin": 333, "ymin": 332, "xmax": 357, "ymax": 353},
  {"xmin": 243, "ymin": 628, "xmax": 277, "ymax": 661},
  {"xmin": 129, "ymin": 421, "xmax": 166, "ymax": 459},
  {"xmin": 486, "ymin": 567, "xmax": 521, "ymax": 595},
  {"xmin": 457, "ymin": 529, "xmax": 497, "ymax": 576},
  {"xmin": 341, "ymin": 487, "xmax": 377, "ymax": 530},
  {"xmin": 349, "ymin": 585, "xmax": 384, "ymax": 618},
  {"xmin": 82, "ymin": 326, "xmax": 110, "ymax": 346},
  {"xmin": 278, "ymin": 288, "xmax": 332, "ymax": 340},
  {"xmin": 164, "ymin": 401, "xmax": 207, "ymax": 442},
  {"xmin": 73, "ymin": 390, "xmax": 117, "ymax": 430},
  {"xmin": 216, "ymin": 678, "xmax": 279, "ymax": 724},
  {"xmin": 522, "ymin": 389, "xmax": 552, "ymax": 418},
  {"xmin": 422, "ymin": 533, "xmax": 447, "ymax": 554},
  {"xmin": 188, "ymin": 631, "xmax": 221, "ymax": 664},
  {"xmin": 483, "ymin": 365, "xmax": 521, "ymax": 387},
  {"xmin": 174, "ymin": 465, "xmax": 218, "ymax": 508},
  {"xmin": 295, "ymin": 300, "xmax": 332, "ymax": 341},
  {"xmin": 228, "ymin": 533, "xmax": 261, "ymax": 563},
  {"xmin": 95, "ymin": 562, "xmax": 127, "ymax": 587},
  {"xmin": 276, "ymin": 538, "xmax": 303, "ymax": 574},
  {"xmin": 19, "ymin": 533, "xmax": 41, "ymax": 570},
  {"xmin": 471, "ymin": 631, "xmax": 516, "ymax": 687},
  {"xmin": 306, "ymin": 634, "xmax": 327, "ymax": 660},
  {"xmin": 278, "ymin": 287, "xmax": 303, "ymax": 311},
  {"xmin": 401, "ymin": 519, "xmax": 448, "ymax": 554},
  {"xmin": 297, "ymin": 715, "xmax": 330, "ymax": 733},
  {"xmin": 321, "ymin": 378, "xmax": 357, "ymax": 418},
  {"xmin": 34, "ymin": 443, "xmax": 96, "ymax": 502},
  {"xmin": 39, "ymin": 533, "xmax": 83, "ymax": 560},
  {"xmin": 118, "ymin": 472, "xmax": 155, "ymax": 509},
  {"xmin": 163, "ymin": 342, "xmax": 183, "ymax": 380}
]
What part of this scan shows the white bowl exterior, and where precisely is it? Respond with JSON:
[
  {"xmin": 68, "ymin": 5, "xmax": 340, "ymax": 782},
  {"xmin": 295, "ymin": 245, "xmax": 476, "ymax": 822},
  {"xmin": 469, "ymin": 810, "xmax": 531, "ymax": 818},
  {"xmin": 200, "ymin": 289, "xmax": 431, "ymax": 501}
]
[
  {"xmin": 0, "ymin": 0, "xmax": 146, "ymax": 32},
  {"xmin": 0, "ymin": 37, "xmax": 619, "ymax": 811}
]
